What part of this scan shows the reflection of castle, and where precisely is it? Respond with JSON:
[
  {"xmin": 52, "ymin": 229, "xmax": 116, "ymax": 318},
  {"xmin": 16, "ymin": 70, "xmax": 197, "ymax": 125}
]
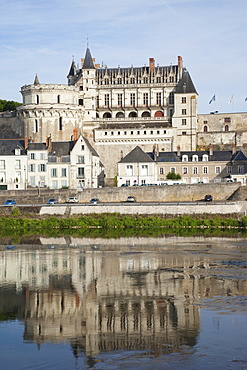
[{"xmin": 0, "ymin": 242, "xmax": 246, "ymax": 356}]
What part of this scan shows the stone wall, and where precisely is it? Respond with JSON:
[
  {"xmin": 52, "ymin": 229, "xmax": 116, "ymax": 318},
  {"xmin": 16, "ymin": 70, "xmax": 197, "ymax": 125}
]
[
  {"xmin": 0, "ymin": 183, "xmax": 241, "ymax": 205},
  {"xmin": 0, "ymin": 111, "xmax": 23, "ymax": 138}
]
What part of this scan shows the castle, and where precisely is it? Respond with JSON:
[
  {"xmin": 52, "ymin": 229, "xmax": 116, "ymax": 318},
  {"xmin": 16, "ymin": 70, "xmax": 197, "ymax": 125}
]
[{"xmin": 1, "ymin": 47, "xmax": 247, "ymax": 186}]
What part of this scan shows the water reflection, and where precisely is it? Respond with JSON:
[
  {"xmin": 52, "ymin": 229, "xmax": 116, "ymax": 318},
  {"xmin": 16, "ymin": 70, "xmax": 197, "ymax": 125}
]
[{"xmin": 0, "ymin": 237, "xmax": 246, "ymax": 364}]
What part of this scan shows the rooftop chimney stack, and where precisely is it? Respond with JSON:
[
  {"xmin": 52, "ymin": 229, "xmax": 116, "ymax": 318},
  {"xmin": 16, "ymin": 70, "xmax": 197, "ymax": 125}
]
[
  {"xmin": 178, "ymin": 56, "xmax": 183, "ymax": 79},
  {"xmin": 232, "ymin": 143, "xmax": 237, "ymax": 154},
  {"xmin": 149, "ymin": 58, "xmax": 155, "ymax": 74},
  {"xmin": 177, "ymin": 145, "xmax": 181, "ymax": 156},
  {"xmin": 209, "ymin": 144, "xmax": 213, "ymax": 156}
]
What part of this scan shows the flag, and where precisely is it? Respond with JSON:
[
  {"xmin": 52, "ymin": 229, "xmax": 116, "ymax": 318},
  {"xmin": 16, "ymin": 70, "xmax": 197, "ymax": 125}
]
[
  {"xmin": 228, "ymin": 95, "xmax": 233, "ymax": 104},
  {"xmin": 245, "ymin": 97, "xmax": 247, "ymax": 102},
  {"xmin": 209, "ymin": 95, "xmax": 216, "ymax": 104}
]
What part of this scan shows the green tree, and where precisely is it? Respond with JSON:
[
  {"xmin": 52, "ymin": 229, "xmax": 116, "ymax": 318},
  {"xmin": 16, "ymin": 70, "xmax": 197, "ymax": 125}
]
[
  {"xmin": 0, "ymin": 100, "xmax": 22, "ymax": 112},
  {"xmin": 166, "ymin": 172, "xmax": 181, "ymax": 180}
]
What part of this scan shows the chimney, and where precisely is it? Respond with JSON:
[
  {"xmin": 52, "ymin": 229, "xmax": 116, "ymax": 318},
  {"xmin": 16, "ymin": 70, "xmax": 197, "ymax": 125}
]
[
  {"xmin": 232, "ymin": 143, "xmax": 236, "ymax": 154},
  {"xmin": 24, "ymin": 136, "xmax": 28, "ymax": 150},
  {"xmin": 46, "ymin": 135, "xmax": 52, "ymax": 152},
  {"xmin": 209, "ymin": 144, "xmax": 213, "ymax": 155},
  {"xmin": 149, "ymin": 58, "xmax": 155, "ymax": 74},
  {"xmin": 178, "ymin": 56, "xmax": 183, "ymax": 79},
  {"xmin": 177, "ymin": 145, "xmax": 181, "ymax": 156},
  {"xmin": 73, "ymin": 128, "xmax": 79, "ymax": 142}
]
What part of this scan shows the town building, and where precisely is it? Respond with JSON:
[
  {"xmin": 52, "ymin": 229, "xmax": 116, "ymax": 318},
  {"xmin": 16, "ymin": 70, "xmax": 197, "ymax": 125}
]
[{"xmin": 117, "ymin": 145, "xmax": 247, "ymax": 186}]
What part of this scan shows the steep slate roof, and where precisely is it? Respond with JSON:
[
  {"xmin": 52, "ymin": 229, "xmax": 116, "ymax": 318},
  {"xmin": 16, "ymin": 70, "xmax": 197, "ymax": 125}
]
[
  {"xmin": 49, "ymin": 141, "xmax": 74, "ymax": 157},
  {"xmin": 34, "ymin": 74, "xmax": 40, "ymax": 85},
  {"xmin": 176, "ymin": 69, "xmax": 198, "ymax": 94},
  {"xmin": 83, "ymin": 137, "xmax": 99, "ymax": 156},
  {"xmin": 83, "ymin": 48, "xmax": 95, "ymax": 69},
  {"xmin": 68, "ymin": 60, "xmax": 77, "ymax": 76},
  {"xmin": 28, "ymin": 142, "xmax": 47, "ymax": 150},
  {"xmin": 119, "ymin": 146, "xmax": 154, "ymax": 163},
  {"xmin": 149, "ymin": 150, "xmax": 247, "ymax": 163},
  {"xmin": 0, "ymin": 139, "xmax": 25, "ymax": 155}
]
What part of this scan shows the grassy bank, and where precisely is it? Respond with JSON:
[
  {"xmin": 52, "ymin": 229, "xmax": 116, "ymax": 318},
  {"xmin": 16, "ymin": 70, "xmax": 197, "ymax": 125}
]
[{"xmin": 0, "ymin": 213, "xmax": 247, "ymax": 230}]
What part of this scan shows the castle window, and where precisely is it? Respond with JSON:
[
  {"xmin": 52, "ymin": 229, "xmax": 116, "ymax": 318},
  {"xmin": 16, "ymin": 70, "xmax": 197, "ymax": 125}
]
[
  {"xmin": 183, "ymin": 167, "xmax": 188, "ymax": 174},
  {"xmin": 182, "ymin": 97, "xmax": 186, "ymax": 103},
  {"xmin": 143, "ymin": 131, "xmax": 146, "ymax": 135},
  {"xmin": 182, "ymin": 119, "xmax": 187, "ymax": 125},
  {"xmin": 81, "ymin": 145, "xmax": 84, "ymax": 150},
  {"xmin": 124, "ymin": 131, "xmax": 127, "ymax": 135},
  {"xmin": 137, "ymin": 131, "xmax": 140, "ymax": 135},
  {"xmin": 203, "ymin": 125, "xmax": 208, "ymax": 132},
  {"xmin": 143, "ymin": 93, "xmax": 148, "ymax": 105},
  {"xmin": 59, "ymin": 117, "xmax": 63, "ymax": 131},
  {"xmin": 156, "ymin": 92, "xmax": 162, "ymax": 105},
  {"xmin": 130, "ymin": 131, "xmax": 133, "ymax": 135},
  {"xmin": 182, "ymin": 109, "xmax": 187, "ymax": 115},
  {"xmin": 104, "ymin": 94, "xmax": 110, "ymax": 107},
  {"xmin": 130, "ymin": 77, "xmax": 135, "ymax": 84},
  {"xmin": 224, "ymin": 117, "xmax": 231, "ymax": 123},
  {"xmin": 117, "ymin": 94, "xmax": 123, "ymax": 106},
  {"xmin": 103, "ymin": 112, "xmax": 111, "ymax": 118},
  {"xmin": 118, "ymin": 131, "xmax": 120, "ymax": 135},
  {"xmin": 227, "ymin": 166, "xmax": 232, "ymax": 174},
  {"xmin": 164, "ymin": 130, "xmax": 166, "ymax": 134},
  {"xmin": 130, "ymin": 93, "xmax": 135, "ymax": 106},
  {"xmin": 169, "ymin": 76, "xmax": 174, "ymax": 83},
  {"xmin": 36, "ymin": 95, "xmax": 39, "ymax": 104},
  {"xmin": 143, "ymin": 77, "xmax": 148, "ymax": 83},
  {"xmin": 203, "ymin": 166, "xmax": 208, "ymax": 174},
  {"xmin": 159, "ymin": 168, "xmax": 164, "ymax": 174},
  {"xmin": 215, "ymin": 166, "xmax": 221, "ymax": 174},
  {"xmin": 150, "ymin": 130, "xmax": 153, "ymax": 134},
  {"xmin": 104, "ymin": 78, "xmax": 109, "ymax": 85},
  {"xmin": 224, "ymin": 125, "xmax": 229, "ymax": 132},
  {"xmin": 193, "ymin": 166, "xmax": 198, "ymax": 174},
  {"xmin": 35, "ymin": 119, "xmax": 38, "ymax": 133},
  {"xmin": 80, "ymin": 86, "xmax": 83, "ymax": 91},
  {"xmin": 79, "ymin": 99, "xmax": 83, "ymax": 106},
  {"xmin": 182, "ymin": 131, "xmax": 187, "ymax": 135},
  {"xmin": 117, "ymin": 78, "xmax": 122, "ymax": 84},
  {"xmin": 104, "ymin": 132, "xmax": 107, "ymax": 135},
  {"xmin": 204, "ymin": 120, "xmax": 208, "ymax": 124},
  {"xmin": 156, "ymin": 76, "xmax": 161, "ymax": 83},
  {"xmin": 111, "ymin": 131, "xmax": 114, "ymax": 135},
  {"xmin": 57, "ymin": 95, "xmax": 60, "ymax": 103},
  {"xmin": 238, "ymin": 165, "xmax": 244, "ymax": 174},
  {"xmin": 157, "ymin": 130, "xmax": 160, "ymax": 134},
  {"xmin": 192, "ymin": 155, "xmax": 198, "ymax": 161}
]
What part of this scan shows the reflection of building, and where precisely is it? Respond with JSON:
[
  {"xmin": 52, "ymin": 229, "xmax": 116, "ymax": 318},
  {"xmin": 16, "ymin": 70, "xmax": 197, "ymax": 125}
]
[{"xmin": 0, "ymin": 241, "xmax": 246, "ymax": 357}]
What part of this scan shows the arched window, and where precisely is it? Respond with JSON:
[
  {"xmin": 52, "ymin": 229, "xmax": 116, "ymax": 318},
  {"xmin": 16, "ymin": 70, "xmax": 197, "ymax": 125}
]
[
  {"xmin": 224, "ymin": 125, "xmax": 229, "ymax": 132},
  {"xmin": 103, "ymin": 112, "xmax": 111, "ymax": 118},
  {"xmin": 116, "ymin": 112, "xmax": 124, "ymax": 118},
  {"xmin": 129, "ymin": 112, "xmax": 137, "ymax": 118},
  {"xmin": 142, "ymin": 111, "xmax": 150, "ymax": 117},
  {"xmin": 203, "ymin": 125, "xmax": 208, "ymax": 132},
  {"xmin": 154, "ymin": 111, "xmax": 164, "ymax": 117},
  {"xmin": 202, "ymin": 154, "xmax": 208, "ymax": 161}
]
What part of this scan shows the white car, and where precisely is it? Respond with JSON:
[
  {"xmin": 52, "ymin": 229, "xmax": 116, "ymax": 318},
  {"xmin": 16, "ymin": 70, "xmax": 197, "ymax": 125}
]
[{"xmin": 67, "ymin": 197, "xmax": 79, "ymax": 203}]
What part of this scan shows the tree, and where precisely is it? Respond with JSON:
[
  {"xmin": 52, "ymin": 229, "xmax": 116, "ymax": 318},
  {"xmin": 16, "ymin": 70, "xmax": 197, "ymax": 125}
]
[
  {"xmin": 0, "ymin": 100, "xmax": 22, "ymax": 112},
  {"xmin": 166, "ymin": 172, "xmax": 181, "ymax": 180}
]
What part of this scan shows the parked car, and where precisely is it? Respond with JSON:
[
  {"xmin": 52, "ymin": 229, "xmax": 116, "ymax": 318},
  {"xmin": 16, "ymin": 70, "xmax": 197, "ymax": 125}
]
[
  {"xmin": 67, "ymin": 197, "xmax": 79, "ymax": 203},
  {"xmin": 4, "ymin": 199, "xmax": 16, "ymax": 206},
  {"xmin": 47, "ymin": 198, "xmax": 58, "ymax": 205},
  {"xmin": 89, "ymin": 198, "xmax": 99, "ymax": 204},
  {"xmin": 126, "ymin": 196, "xmax": 136, "ymax": 202},
  {"xmin": 204, "ymin": 194, "xmax": 213, "ymax": 202}
]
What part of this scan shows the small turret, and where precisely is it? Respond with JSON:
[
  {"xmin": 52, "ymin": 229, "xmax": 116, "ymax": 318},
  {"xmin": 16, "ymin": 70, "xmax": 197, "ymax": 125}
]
[{"xmin": 34, "ymin": 74, "xmax": 40, "ymax": 85}]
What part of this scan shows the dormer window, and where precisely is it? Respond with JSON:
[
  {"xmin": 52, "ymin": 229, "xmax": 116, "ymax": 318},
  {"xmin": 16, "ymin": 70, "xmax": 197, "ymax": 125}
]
[
  {"xmin": 202, "ymin": 154, "xmax": 208, "ymax": 161},
  {"xmin": 15, "ymin": 149, "xmax": 21, "ymax": 156},
  {"xmin": 192, "ymin": 155, "xmax": 198, "ymax": 162},
  {"xmin": 182, "ymin": 155, "xmax": 188, "ymax": 162}
]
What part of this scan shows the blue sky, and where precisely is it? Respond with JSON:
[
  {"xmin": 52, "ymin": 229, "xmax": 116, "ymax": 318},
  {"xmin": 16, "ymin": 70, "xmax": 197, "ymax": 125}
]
[{"xmin": 1, "ymin": 0, "xmax": 247, "ymax": 114}]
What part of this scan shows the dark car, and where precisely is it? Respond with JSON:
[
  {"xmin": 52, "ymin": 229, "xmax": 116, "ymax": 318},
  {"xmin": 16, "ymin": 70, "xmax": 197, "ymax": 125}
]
[
  {"xmin": 4, "ymin": 199, "xmax": 16, "ymax": 206},
  {"xmin": 204, "ymin": 195, "xmax": 213, "ymax": 202},
  {"xmin": 47, "ymin": 198, "xmax": 58, "ymax": 205},
  {"xmin": 90, "ymin": 198, "xmax": 99, "ymax": 204}
]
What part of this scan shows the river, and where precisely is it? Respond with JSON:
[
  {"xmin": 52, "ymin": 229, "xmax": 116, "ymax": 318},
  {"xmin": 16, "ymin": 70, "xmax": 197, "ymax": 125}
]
[{"xmin": 0, "ymin": 236, "xmax": 246, "ymax": 369}]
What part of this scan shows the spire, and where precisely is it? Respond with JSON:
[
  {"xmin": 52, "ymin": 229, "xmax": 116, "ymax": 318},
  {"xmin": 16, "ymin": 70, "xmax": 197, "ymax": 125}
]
[
  {"xmin": 83, "ymin": 47, "xmax": 95, "ymax": 69},
  {"xmin": 68, "ymin": 60, "xmax": 76, "ymax": 76},
  {"xmin": 34, "ymin": 74, "xmax": 40, "ymax": 85},
  {"xmin": 176, "ymin": 69, "xmax": 198, "ymax": 94}
]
